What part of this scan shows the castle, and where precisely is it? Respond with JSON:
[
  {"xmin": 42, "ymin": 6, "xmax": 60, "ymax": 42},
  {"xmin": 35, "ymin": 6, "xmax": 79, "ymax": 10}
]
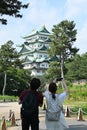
[{"xmin": 19, "ymin": 26, "xmax": 57, "ymax": 76}]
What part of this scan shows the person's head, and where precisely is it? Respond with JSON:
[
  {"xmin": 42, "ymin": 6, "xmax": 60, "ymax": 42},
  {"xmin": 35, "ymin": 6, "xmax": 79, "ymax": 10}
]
[
  {"xmin": 49, "ymin": 82, "xmax": 57, "ymax": 93},
  {"xmin": 49, "ymin": 82, "xmax": 57, "ymax": 99},
  {"xmin": 30, "ymin": 78, "xmax": 41, "ymax": 91}
]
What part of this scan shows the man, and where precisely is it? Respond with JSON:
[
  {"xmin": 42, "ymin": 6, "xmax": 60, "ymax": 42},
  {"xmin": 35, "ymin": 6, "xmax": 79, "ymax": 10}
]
[{"xmin": 19, "ymin": 78, "xmax": 43, "ymax": 130}]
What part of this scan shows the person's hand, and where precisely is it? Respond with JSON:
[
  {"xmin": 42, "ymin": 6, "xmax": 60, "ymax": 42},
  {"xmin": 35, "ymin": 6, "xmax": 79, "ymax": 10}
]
[
  {"xmin": 18, "ymin": 99, "xmax": 22, "ymax": 104},
  {"xmin": 56, "ymin": 77, "xmax": 63, "ymax": 82}
]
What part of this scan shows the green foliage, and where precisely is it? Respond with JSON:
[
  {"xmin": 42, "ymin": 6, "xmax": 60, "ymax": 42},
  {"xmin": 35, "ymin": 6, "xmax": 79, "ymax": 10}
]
[
  {"xmin": 0, "ymin": 41, "xmax": 32, "ymax": 96},
  {"xmin": 70, "ymin": 104, "xmax": 87, "ymax": 116},
  {"xmin": 0, "ymin": 95, "xmax": 18, "ymax": 101},
  {"xmin": 0, "ymin": 40, "xmax": 23, "ymax": 70},
  {"xmin": 4, "ymin": 69, "xmax": 32, "ymax": 96},
  {"xmin": 44, "ymin": 61, "xmax": 61, "ymax": 82},
  {"xmin": 65, "ymin": 53, "xmax": 87, "ymax": 81},
  {"xmin": 56, "ymin": 82, "xmax": 87, "ymax": 102},
  {"xmin": 0, "ymin": 119, "xmax": 11, "ymax": 127},
  {"xmin": 38, "ymin": 77, "xmax": 46, "ymax": 92},
  {"xmin": 43, "ymin": 52, "xmax": 87, "ymax": 83},
  {"xmin": 66, "ymin": 84, "xmax": 87, "ymax": 101},
  {"xmin": 56, "ymin": 83, "xmax": 87, "ymax": 114},
  {"xmin": 48, "ymin": 20, "xmax": 79, "ymax": 60},
  {"xmin": 0, "ymin": 0, "xmax": 29, "ymax": 25},
  {"xmin": 47, "ymin": 20, "xmax": 79, "ymax": 79}
]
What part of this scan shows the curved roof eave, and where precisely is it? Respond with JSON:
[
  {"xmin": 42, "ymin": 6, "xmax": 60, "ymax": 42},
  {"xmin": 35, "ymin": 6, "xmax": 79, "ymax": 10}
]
[
  {"xmin": 21, "ymin": 26, "xmax": 51, "ymax": 39},
  {"xmin": 38, "ymin": 25, "xmax": 50, "ymax": 34},
  {"xmin": 23, "ymin": 30, "xmax": 38, "ymax": 39},
  {"xmin": 30, "ymin": 60, "xmax": 49, "ymax": 63}
]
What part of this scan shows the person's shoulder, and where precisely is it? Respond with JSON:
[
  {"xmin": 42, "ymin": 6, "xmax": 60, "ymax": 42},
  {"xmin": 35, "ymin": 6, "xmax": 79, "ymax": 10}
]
[
  {"xmin": 59, "ymin": 91, "xmax": 67, "ymax": 100},
  {"xmin": 45, "ymin": 90, "xmax": 50, "ymax": 94},
  {"xmin": 19, "ymin": 90, "xmax": 28, "ymax": 104},
  {"xmin": 37, "ymin": 92, "xmax": 43, "ymax": 97},
  {"xmin": 44, "ymin": 90, "xmax": 50, "ymax": 98},
  {"xmin": 21, "ymin": 89, "xmax": 28, "ymax": 94},
  {"xmin": 20, "ymin": 90, "xmax": 29, "ymax": 98},
  {"xmin": 21, "ymin": 89, "xmax": 28, "ymax": 93},
  {"xmin": 59, "ymin": 91, "xmax": 66, "ymax": 96}
]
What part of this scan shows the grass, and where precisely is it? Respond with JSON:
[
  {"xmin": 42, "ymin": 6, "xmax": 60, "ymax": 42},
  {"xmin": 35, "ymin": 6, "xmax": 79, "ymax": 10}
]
[
  {"xmin": 63, "ymin": 88, "xmax": 87, "ymax": 119},
  {"xmin": 0, "ymin": 83, "xmax": 87, "ymax": 118},
  {"xmin": 42, "ymin": 83, "xmax": 87, "ymax": 118},
  {"xmin": 0, "ymin": 95, "xmax": 18, "ymax": 102},
  {"xmin": 0, "ymin": 119, "xmax": 11, "ymax": 127}
]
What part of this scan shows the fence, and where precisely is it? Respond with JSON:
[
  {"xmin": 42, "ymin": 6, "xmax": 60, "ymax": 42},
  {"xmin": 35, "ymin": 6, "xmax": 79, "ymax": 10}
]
[
  {"xmin": 42, "ymin": 103, "xmax": 87, "ymax": 121},
  {"xmin": 0, "ymin": 110, "xmax": 17, "ymax": 130},
  {"xmin": 64, "ymin": 105, "xmax": 87, "ymax": 121},
  {"xmin": 1, "ymin": 105, "xmax": 87, "ymax": 130}
]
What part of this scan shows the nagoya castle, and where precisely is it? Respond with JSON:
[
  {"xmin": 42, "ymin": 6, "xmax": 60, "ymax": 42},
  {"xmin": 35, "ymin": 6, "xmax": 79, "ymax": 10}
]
[{"xmin": 19, "ymin": 25, "xmax": 57, "ymax": 76}]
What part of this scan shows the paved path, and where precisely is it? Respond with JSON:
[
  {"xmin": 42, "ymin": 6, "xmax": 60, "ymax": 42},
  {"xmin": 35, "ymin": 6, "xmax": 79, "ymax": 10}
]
[
  {"xmin": 7, "ymin": 116, "xmax": 87, "ymax": 130},
  {"xmin": 0, "ymin": 102, "xmax": 87, "ymax": 130}
]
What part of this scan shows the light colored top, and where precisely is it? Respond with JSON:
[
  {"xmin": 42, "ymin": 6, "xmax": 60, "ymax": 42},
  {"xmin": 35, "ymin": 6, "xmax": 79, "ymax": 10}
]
[
  {"xmin": 44, "ymin": 91, "xmax": 69, "ymax": 130},
  {"xmin": 45, "ymin": 91, "xmax": 66, "ymax": 103}
]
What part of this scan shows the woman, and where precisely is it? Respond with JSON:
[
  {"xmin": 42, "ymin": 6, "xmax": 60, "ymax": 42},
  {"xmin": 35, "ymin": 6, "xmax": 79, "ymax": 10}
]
[{"xmin": 44, "ymin": 78, "xmax": 69, "ymax": 130}]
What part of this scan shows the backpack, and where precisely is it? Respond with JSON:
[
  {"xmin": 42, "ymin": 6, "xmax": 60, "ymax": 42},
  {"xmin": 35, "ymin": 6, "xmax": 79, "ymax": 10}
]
[
  {"xmin": 46, "ymin": 94, "xmax": 62, "ymax": 121},
  {"xmin": 21, "ymin": 91, "xmax": 38, "ymax": 118}
]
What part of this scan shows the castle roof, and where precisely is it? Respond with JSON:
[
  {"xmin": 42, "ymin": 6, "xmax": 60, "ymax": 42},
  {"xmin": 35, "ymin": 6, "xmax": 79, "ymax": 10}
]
[
  {"xmin": 19, "ymin": 45, "xmax": 31, "ymax": 54},
  {"xmin": 49, "ymin": 55, "xmax": 59, "ymax": 62},
  {"xmin": 38, "ymin": 25, "xmax": 50, "ymax": 34},
  {"xmin": 23, "ymin": 25, "xmax": 51, "ymax": 39},
  {"xmin": 19, "ymin": 42, "xmax": 48, "ymax": 54},
  {"xmin": 39, "ymin": 45, "xmax": 47, "ymax": 51},
  {"xmin": 45, "ymin": 38, "xmax": 52, "ymax": 42},
  {"xmin": 23, "ymin": 56, "xmax": 49, "ymax": 64},
  {"xmin": 24, "ymin": 39, "xmax": 44, "ymax": 45}
]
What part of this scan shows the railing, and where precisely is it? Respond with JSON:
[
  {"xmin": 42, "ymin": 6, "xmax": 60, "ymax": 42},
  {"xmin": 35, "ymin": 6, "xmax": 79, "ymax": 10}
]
[
  {"xmin": 1, "ymin": 105, "xmax": 87, "ymax": 130},
  {"xmin": 64, "ymin": 105, "xmax": 87, "ymax": 121},
  {"xmin": 0, "ymin": 110, "xmax": 16, "ymax": 130},
  {"xmin": 42, "ymin": 103, "xmax": 87, "ymax": 121}
]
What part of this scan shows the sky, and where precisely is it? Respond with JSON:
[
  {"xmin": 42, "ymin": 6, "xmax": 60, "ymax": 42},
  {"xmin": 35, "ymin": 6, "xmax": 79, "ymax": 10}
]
[{"xmin": 0, "ymin": 0, "xmax": 87, "ymax": 54}]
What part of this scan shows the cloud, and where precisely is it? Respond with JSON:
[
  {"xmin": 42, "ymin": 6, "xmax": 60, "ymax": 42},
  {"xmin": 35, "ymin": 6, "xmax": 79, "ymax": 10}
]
[
  {"xmin": 0, "ymin": 18, "xmax": 26, "ymax": 45},
  {"xmin": 76, "ymin": 20, "xmax": 87, "ymax": 54},
  {"xmin": 64, "ymin": 0, "xmax": 87, "ymax": 54},
  {"xmin": 65, "ymin": 0, "xmax": 87, "ymax": 18},
  {"xmin": 0, "ymin": 0, "xmax": 87, "ymax": 54},
  {"xmin": 25, "ymin": 0, "xmax": 62, "ymax": 29}
]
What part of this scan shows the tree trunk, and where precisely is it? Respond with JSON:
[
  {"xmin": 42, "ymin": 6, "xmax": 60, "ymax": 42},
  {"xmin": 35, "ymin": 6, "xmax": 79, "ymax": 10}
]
[
  {"xmin": 2, "ymin": 72, "xmax": 7, "ymax": 97},
  {"xmin": 60, "ymin": 54, "xmax": 64, "ymax": 79},
  {"xmin": 60, "ymin": 54, "xmax": 65, "ymax": 88},
  {"xmin": 60, "ymin": 54, "xmax": 67, "ymax": 89}
]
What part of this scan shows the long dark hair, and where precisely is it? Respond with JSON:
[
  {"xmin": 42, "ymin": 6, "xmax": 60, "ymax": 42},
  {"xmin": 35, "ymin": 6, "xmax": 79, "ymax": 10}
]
[{"xmin": 49, "ymin": 82, "xmax": 57, "ymax": 99}]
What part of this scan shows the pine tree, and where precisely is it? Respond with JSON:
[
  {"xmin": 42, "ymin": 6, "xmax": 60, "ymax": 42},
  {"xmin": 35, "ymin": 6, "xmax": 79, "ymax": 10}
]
[{"xmin": 0, "ymin": 0, "xmax": 29, "ymax": 25}]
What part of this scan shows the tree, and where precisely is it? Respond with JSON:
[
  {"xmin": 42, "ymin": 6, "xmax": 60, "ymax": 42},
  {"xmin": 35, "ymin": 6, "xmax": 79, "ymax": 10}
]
[
  {"xmin": 65, "ymin": 53, "xmax": 87, "ymax": 81},
  {"xmin": 0, "ymin": 40, "xmax": 24, "ymax": 96},
  {"xmin": 48, "ymin": 20, "xmax": 79, "ymax": 80},
  {"xmin": 0, "ymin": 40, "xmax": 23, "ymax": 69},
  {"xmin": 44, "ymin": 61, "xmax": 61, "ymax": 82},
  {"xmin": 80, "ymin": 53, "xmax": 87, "ymax": 79},
  {"xmin": 65, "ymin": 54, "xmax": 81, "ymax": 81},
  {"xmin": 0, "ymin": 0, "xmax": 29, "ymax": 25},
  {"xmin": 6, "ymin": 68, "xmax": 32, "ymax": 96}
]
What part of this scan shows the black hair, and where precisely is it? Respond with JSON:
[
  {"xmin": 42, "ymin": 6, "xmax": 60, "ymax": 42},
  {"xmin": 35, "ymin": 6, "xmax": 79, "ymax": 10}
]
[
  {"xmin": 30, "ymin": 78, "xmax": 41, "ymax": 90},
  {"xmin": 49, "ymin": 82, "xmax": 57, "ymax": 99}
]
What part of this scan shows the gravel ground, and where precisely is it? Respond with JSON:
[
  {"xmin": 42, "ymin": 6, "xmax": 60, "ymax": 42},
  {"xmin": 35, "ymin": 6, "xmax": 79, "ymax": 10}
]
[
  {"xmin": 0, "ymin": 102, "xmax": 87, "ymax": 130},
  {"xmin": 0, "ymin": 102, "xmax": 21, "ymax": 120}
]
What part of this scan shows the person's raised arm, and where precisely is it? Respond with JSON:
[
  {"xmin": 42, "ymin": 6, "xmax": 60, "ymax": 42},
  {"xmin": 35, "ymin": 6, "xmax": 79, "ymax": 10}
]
[{"xmin": 61, "ymin": 78, "xmax": 69, "ymax": 94}]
